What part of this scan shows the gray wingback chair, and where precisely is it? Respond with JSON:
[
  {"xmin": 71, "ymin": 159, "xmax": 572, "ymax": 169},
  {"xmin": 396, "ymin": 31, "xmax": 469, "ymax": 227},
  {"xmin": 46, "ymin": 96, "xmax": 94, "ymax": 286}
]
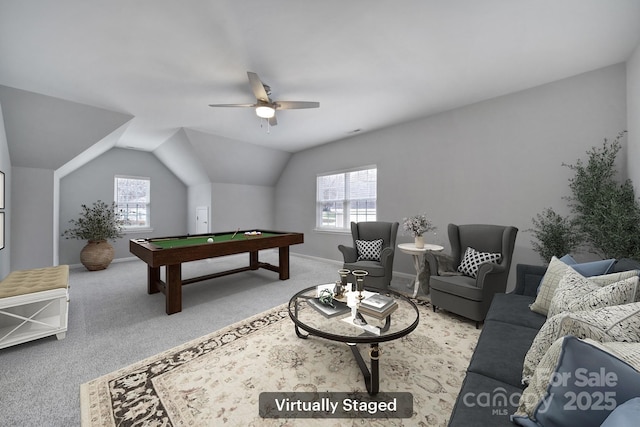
[
  {"xmin": 338, "ymin": 221, "xmax": 399, "ymax": 291},
  {"xmin": 428, "ymin": 223, "xmax": 518, "ymax": 326}
]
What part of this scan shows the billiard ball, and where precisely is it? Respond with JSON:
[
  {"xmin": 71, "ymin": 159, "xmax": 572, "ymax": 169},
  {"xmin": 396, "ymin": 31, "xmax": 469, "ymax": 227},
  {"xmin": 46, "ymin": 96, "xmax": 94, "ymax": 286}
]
[{"xmin": 207, "ymin": 238, "xmax": 214, "ymax": 243}]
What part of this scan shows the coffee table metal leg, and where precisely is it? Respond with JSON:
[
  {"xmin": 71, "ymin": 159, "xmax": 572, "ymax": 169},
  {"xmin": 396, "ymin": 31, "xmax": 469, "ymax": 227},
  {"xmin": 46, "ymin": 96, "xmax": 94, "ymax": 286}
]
[
  {"xmin": 348, "ymin": 343, "xmax": 380, "ymax": 395},
  {"xmin": 294, "ymin": 325, "xmax": 309, "ymax": 339},
  {"xmin": 293, "ymin": 300, "xmax": 309, "ymax": 339}
]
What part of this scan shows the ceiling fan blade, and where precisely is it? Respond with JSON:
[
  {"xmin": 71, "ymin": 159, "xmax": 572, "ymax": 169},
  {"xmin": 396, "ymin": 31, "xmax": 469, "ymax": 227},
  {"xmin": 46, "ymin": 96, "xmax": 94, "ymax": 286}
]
[
  {"xmin": 268, "ymin": 115, "xmax": 278, "ymax": 126},
  {"xmin": 275, "ymin": 101, "xmax": 320, "ymax": 110},
  {"xmin": 208, "ymin": 103, "xmax": 257, "ymax": 108},
  {"xmin": 247, "ymin": 72, "xmax": 270, "ymax": 103}
]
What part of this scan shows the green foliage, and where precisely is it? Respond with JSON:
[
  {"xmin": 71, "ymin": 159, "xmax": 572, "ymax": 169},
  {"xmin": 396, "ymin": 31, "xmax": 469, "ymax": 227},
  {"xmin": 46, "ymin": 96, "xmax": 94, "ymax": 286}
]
[
  {"xmin": 563, "ymin": 131, "xmax": 640, "ymax": 259},
  {"xmin": 530, "ymin": 131, "xmax": 640, "ymax": 261},
  {"xmin": 528, "ymin": 208, "xmax": 582, "ymax": 263},
  {"xmin": 62, "ymin": 200, "xmax": 126, "ymax": 242}
]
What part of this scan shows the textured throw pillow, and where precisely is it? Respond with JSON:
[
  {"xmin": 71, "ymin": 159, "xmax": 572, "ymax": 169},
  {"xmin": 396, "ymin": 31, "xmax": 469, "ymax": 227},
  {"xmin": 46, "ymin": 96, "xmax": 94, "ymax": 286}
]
[
  {"xmin": 547, "ymin": 268, "xmax": 640, "ymax": 318},
  {"xmin": 513, "ymin": 337, "xmax": 640, "ymax": 427},
  {"xmin": 355, "ymin": 239, "xmax": 383, "ymax": 261},
  {"xmin": 531, "ymin": 256, "xmax": 631, "ymax": 316},
  {"xmin": 457, "ymin": 247, "xmax": 501, "ymax": 278},
  {"xmin": 522, "ymin": 302, "xmax": 640, "ymax": 383}
]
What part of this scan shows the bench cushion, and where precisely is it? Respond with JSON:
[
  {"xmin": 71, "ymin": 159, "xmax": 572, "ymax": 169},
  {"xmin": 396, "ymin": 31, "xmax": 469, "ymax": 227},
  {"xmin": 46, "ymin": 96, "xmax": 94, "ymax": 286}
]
[{"xmin": 0, "ymin": 265, "xmax": 69, "ymax": 298}]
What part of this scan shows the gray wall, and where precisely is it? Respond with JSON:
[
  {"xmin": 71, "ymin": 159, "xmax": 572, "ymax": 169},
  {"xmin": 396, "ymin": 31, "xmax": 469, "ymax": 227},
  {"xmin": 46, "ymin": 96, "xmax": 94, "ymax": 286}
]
[
  {"xmin": 209, "ymin": 182, "xmax": 275, "ymax": 232},
  {"xmin": 187, "ymin": 182, "xmax": 212, "ymax": 234},
  {"xmin": 186, "ymin": 182, "xmax": 275, "ymax": 234},
  {"xmin": 59, "ymin": 148, "xmax": 187, "ymax": 265},
  {"xmin": 628, "ymin": 43, "xmax": 640, "ymax": 187},
  {"xmin": 275, "ymin": 64, "xmax": 628, "ymax": 289},
  {"xmin": 0, "ymin": 104, "xmax": 9, "ymax": 278},
  {"xmin": 11, "ymin": 166, "xmax": 54, "ymax": 270}
]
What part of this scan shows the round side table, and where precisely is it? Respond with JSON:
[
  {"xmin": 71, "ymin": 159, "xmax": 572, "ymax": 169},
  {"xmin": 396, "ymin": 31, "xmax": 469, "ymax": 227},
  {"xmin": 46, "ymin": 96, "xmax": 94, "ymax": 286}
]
[{"xmin": 398, "ymin": 242, "xmax": 444, "ymax": 297}]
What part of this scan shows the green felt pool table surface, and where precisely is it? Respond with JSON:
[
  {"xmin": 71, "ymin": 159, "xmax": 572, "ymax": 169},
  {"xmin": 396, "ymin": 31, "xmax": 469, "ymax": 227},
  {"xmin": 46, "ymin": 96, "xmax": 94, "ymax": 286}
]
[{"xmin": 149, "ymin": 232, "xmax": 279, "ymax": 249}]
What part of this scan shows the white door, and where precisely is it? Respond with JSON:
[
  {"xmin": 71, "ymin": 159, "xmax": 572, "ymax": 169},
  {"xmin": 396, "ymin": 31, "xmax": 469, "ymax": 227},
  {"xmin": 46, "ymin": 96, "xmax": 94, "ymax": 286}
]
[{"xmin": 196, "ymin": 206, "xmax": 209, "ymax": 234}]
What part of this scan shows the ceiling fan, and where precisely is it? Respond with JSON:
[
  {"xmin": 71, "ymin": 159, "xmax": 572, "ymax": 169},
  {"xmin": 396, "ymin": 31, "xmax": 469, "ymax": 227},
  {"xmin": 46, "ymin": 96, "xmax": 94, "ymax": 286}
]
[{"xmin": 208, "ymin": 71, "xmax": 319, "ymax": 126}]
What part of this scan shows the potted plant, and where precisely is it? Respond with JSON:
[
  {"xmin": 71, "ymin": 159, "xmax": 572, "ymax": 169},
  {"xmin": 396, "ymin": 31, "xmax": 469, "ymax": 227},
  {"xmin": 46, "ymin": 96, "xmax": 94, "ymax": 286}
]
[
  {"xmin": 62, "ymin": 200, "xmax": 126, "ymax": 271},
  {"xmin": 402, "ymin": 213, "xmax": 436, "ymax": 248}
]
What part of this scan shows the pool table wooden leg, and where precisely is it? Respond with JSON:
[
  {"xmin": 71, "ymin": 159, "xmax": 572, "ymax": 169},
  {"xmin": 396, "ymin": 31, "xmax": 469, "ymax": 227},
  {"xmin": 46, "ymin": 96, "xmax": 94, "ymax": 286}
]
[
  {"xmin": 250, "ymin": 251, "xmax": 259, "ymax": 270},
  {"xmin": 165, "ymin": 264, "xmax": 182, "ymax": 315},
  {"xmin": 279, "ymin": 246, "xmax": 290, "ymax": 280},
  {"xmin": 147, "ymin": 266, "xmax": 160, "ymax": 294}
]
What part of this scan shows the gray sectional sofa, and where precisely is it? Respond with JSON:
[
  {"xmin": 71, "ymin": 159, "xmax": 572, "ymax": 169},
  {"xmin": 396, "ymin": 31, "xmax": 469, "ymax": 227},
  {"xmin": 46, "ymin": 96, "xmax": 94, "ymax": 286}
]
[{"xmin": 447, "ymin": 259, "xmax": 640, "ymax": 426}]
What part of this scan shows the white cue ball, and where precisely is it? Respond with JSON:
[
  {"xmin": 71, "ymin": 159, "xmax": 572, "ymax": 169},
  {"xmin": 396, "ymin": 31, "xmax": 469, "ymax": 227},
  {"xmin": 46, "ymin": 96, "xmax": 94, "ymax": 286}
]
[{"xmin": 207, "ymin": 238, "xmax": 214, "ymax": 243}]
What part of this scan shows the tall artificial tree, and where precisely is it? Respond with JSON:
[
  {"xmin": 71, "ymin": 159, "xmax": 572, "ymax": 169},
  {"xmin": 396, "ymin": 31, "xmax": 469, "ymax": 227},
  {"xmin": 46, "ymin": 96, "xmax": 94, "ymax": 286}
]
[{"xmin": 530, "ymin": 131, "xmax": 640, "ymax": 262}]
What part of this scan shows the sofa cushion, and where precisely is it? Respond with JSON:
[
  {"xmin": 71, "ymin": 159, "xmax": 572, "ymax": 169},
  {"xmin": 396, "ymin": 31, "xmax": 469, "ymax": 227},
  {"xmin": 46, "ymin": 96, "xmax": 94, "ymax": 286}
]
[
  {"xmin": 547, "ymin": 268, "xmax": 640, "ymax": 318},
  {"xmin": 612, "ymin": 258, "xmax": 640, "ymax": 273},
  {"xmin": 530, "ymin": 256, "xmax": 617, "ymax": 316},
  {"xmin": 457, "ymin": 246, "xmax": 501, "ymax": 278},
  {"xmin": 560, "ymin": 254, "xmax": 616, "ymax": 277},
  {"xmin": 448, "ymin": 371, "xmax": 523, "ymax": 427},
  {"xmin": 513, "ymin": 264, "xmax": 547, "ymax": 297},
  {"xmin": 601, "ymin": 397, "xmax": 640, "ymax": 427},
  {"xmin": 522, "ymin": 302, "xmax": 640, "ymax": 383},
  {"xmin": 512, "ymin": 336, "xmax": 640, "ymax": 427},
  {"xmin": 467, "ymin": 320, "xmax": 540, "ymax": 388},
  {"xmin": 485, "ymin": 294, "xmax": 546, "ymax": 330}
]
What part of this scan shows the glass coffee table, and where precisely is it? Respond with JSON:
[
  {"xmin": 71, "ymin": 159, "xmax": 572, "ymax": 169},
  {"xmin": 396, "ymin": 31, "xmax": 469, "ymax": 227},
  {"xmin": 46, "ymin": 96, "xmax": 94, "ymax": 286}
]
[{"xmin": 287, "ymin": 286, "xmax": 419, "ymax": 395}]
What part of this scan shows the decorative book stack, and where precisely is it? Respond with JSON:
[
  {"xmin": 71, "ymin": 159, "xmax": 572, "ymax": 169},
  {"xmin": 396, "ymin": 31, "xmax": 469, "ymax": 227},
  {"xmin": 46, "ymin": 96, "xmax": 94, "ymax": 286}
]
[
  {"xmin": 358, "ymin": 293, "xmax": 398, "ymax": 319},
  {"xmin": 307, "ymin": 298, "xmax": 350, "ymax": 318}
]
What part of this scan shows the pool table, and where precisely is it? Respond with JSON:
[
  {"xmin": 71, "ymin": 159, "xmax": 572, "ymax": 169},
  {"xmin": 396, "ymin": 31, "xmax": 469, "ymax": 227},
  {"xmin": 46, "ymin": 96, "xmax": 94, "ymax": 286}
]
[{"xmin": 129, "ymin": 230, "xmax": 304, "ymax": 314}]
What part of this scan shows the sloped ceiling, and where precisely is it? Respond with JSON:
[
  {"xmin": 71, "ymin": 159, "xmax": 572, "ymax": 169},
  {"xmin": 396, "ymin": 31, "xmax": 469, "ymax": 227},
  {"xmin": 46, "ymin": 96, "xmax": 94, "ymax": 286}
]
[
  {"xmin": 0, "ymin": 85, "xmax": 133, "ymax": 169},
  {"xmin": 183, "ymin": 128, "xmax": 291, "ymax": 186}
]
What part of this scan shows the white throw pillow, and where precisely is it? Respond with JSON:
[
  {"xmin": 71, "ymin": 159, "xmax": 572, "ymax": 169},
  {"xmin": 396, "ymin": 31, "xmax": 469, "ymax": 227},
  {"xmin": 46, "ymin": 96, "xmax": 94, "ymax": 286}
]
[
  {"xmin": 547, "ymin": 267, "xmax": 640, "ymax": 318},
  {"xmin": 531, "ymin": 257, "xmax": 638, "ymax": 316},
  {"xmin": 522, "ymin": 302, "xmax": 640, "ymax": 384}
]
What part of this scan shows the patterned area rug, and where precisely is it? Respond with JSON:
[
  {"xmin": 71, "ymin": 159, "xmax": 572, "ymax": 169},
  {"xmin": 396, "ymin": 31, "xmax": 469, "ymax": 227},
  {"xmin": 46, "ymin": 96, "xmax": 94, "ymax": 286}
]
[{"xmin": 80, "ymin": 299, "xmax": 480, "ymax": 426}]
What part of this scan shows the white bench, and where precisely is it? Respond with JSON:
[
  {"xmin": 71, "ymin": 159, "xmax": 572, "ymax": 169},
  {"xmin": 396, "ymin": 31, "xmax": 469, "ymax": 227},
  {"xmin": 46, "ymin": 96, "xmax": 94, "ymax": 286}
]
[{"xmin": 0, "ymin": 265, "xmax": 69, "ymax": 349}]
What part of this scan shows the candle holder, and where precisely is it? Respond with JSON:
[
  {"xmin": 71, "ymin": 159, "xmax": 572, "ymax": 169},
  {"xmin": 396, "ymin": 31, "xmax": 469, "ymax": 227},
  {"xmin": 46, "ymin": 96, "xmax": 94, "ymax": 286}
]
[
  {"xmin": 334, "ymin": 269, "xmax": 350, "ymax": 299},
  {"xmin": 351, "ymin": 270, "xmax": 369, "ymax": 304}
]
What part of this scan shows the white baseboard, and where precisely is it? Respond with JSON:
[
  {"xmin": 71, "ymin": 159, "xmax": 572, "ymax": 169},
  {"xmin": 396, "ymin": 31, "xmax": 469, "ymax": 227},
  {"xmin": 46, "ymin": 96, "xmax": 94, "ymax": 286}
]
[{"xmin": 68, "ymin": 256, "xmax": 141, "ymax": 270}]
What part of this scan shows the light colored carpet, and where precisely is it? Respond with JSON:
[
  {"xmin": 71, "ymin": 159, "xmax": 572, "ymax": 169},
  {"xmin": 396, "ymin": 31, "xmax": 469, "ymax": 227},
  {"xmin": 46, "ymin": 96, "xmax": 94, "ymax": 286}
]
[
  {"xmin": 0, "ymin": 251, "xmax": 476, "ymax": 426},
  {"xmin": 80, "ymin": 297, "xmax": 480, "ymax": 426}
]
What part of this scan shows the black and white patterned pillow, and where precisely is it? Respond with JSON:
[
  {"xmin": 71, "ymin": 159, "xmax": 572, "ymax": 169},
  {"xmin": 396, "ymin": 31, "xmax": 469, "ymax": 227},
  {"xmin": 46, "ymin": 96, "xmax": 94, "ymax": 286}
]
[
  {"xmin": 356, "ymin": 239, "xmax": 383, "ymax": 261},
  {"xmin": 457, "ymin": 247, "xmax": 502, "ymax": 278}
]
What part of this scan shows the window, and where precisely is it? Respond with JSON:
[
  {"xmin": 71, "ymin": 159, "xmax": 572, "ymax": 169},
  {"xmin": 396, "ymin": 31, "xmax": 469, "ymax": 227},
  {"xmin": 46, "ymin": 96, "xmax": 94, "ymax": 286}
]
[
  {"xmin": 316, "ymin": 166, "xmax": 377, "ymax": 230},
  {"xmin": 114, "ymin": 175, "xmax": 151, "ymax": 230}
]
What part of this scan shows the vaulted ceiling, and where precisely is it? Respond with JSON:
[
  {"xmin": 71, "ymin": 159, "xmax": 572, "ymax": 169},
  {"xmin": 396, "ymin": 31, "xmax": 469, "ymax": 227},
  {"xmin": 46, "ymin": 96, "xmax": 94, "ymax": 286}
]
[{"xmin": 1, "ymin": 1, "xmax": 640, "ymax": 185}]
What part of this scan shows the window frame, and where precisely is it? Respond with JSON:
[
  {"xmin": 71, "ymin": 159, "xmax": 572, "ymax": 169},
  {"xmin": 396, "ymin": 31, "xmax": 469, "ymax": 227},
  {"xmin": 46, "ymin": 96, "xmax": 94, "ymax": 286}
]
[
  {"xmin": 114, "ymin": 174, "xmax": 152, "ymax": 233},
  {"xmin": 315, "ymin": 165, "xmax": 377, "ymax": 232}
]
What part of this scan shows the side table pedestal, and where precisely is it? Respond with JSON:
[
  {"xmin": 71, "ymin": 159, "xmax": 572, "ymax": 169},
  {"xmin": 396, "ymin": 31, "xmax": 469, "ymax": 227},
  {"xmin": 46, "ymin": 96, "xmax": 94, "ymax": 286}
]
[{"xmin": 397, "ymin": 243, "xmax": 444, "ymax": 297}]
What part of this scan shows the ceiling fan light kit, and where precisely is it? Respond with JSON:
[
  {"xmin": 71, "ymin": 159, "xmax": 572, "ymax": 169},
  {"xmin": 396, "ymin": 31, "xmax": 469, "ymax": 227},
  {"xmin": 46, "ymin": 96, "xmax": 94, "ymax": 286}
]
[
  {"xmin": 255, "ymin": 105, "xmax": 275, "ymax": 119},
  {"xmin": 209, "ymin": 71, "xmax": 319, "ymax": 127}
]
